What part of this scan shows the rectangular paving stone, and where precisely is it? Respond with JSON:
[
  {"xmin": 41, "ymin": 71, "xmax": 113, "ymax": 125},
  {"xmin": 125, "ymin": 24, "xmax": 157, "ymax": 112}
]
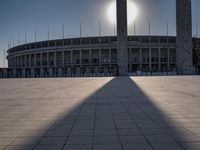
[
  {"xmin": 120, "ymin": 136, "xmax": 147, "ymax": 144},
  {"xmin": 63, "ymin": 145, "xmax": 92, "ymax": 150},
  {"xmin": 39, "ymin": 137, "xmax": 67, "ymax": 145},
  {"xmin": 34, "ymin": 145, "xmax": 63, "ymax": 150},
  {"xmin": 93, "ymin": 144, "xmax": 122, "ymax": 150},
  {"xmin": 94, "ymin": 129, "xmax": 118, "ymax": 136},
  {"xmin": 94, "ymin": 136, "xmax": 120, "ymax": 145},
  {"xmin": 66, "ymin": 136, "xmax": 93, "ymax": 145},
  {"xmin": 122, "ymin": 143, "xmax": 153, "ymax": 150}
]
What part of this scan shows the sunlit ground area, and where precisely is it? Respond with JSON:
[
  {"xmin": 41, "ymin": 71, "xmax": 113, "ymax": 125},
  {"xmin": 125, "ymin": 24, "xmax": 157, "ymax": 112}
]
[{"xmin": 0, "ymin": 76, "xmax": 200, "ymax": 150}]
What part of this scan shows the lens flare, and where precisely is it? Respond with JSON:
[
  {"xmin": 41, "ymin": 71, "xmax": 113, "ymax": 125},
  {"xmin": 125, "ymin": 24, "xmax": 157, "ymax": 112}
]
[{"xmin": 107, "ymin": 0, "xmax": 138, "ymax": 25}]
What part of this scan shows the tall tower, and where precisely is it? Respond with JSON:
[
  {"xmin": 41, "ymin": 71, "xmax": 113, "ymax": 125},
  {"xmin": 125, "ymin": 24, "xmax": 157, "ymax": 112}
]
[
  {"xmin": 176, "ymin": 0, "xmax": 193, "ymax": 74},
  {"xmin": 117, "ymin": 0, "xmax": 128, "ymax": 76}
]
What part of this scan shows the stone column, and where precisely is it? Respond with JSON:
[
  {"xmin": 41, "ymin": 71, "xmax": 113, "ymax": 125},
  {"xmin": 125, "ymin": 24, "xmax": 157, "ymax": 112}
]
[
  {"xmin": 176, "ymin": 0, "xmax": 193, "ymax": 74},
  {"xmin": 89, "ymin": 49, "xmax": 92, "ymax": 67},
  {"xmin": 47, "ymin": 52, "xmax": 49, "ymax": 68},
  {"xmin": 58, "ymin": 67, "xmax": 62, "ymax": 77},
  {"xmin": 117, "ymin": 0, "xmax": 128, "ymax": 76},
  {"xmin": 99, "ymin": 49, "xmax": 101, "ymax": 66},
  {"xmin": 149, "ymin": 48, "xmax": 152, "ymax": 72},
  {"xmin": 22, "ymin": 68, "xmax": 26, "ymax": 78},
  {"xmin": 29, "ymin": 55, "xmax": 31, "ymax": 67},
  {"xmin": 31, "ymin": 68, "xmax": 35, "ymax": 78},
  {"xmin": 139, "ymin": 48, "xmax": 142, "ymax": 70},
  {"xmin": 24, "ymin": 55, "xmax": 27, "ymax": 68},
  {"xmin": 40, "ymin": 68, "xmax": 44, "ymax": 78},
  {"xmin": 12, "ymin": 69, "xmax": 17, "ymax": 78},
  {"xmin": 129, "ymin": 49, "xmax": 132, "ymax": 73},
  {"xmin": 167, "ymin": 48, "xmax": 170, "ymax": 71},
  {"xmin": 54, "ymin": 52, "xmax": 57, "ymax": 68},
  {"xmin": 71, "ymin": 50, "xmax": 73, "ymax": 67},
  {"xmin": 109, "ymin": 49, "xmax": 112, "ymax": 68},
  {"xmin": 34, "ymin": 54, "xmax": 37, "ymax": 67},
  {"xmin": 80, "ymin": 50, "xmax": 82, "ymax": 67},
  {"xmin": 158, "ymin": 48, "xmax": 161, "ymax": 72},
  {"xmin": 62, "ymin": 51, "xmax": 65, "ymax": 67},
  {"xmin": 40, "ymin": 53, "xmax": 43, "ymax": 67}
]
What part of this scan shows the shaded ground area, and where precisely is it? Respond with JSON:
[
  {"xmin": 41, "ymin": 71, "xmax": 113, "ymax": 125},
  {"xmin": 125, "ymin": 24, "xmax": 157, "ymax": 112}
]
[{"xmin": 0, "ymin": 76, "xmax": 200, "ymax": 150}]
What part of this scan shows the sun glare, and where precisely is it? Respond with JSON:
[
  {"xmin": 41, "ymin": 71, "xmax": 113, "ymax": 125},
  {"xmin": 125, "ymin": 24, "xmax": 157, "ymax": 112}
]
[{"xmin": 107, "ymin": 0, "xmax": 138, "ymax": 25}]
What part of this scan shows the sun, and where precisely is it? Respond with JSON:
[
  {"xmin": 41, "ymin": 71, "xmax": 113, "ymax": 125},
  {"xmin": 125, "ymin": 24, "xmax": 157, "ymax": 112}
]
[{"xmin": 107, "ymin": 0, "xmax": 138, "ymax": 25}]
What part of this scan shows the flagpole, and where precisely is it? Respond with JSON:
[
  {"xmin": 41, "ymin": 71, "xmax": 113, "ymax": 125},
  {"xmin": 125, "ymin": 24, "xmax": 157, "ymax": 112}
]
[
  {"xmin": 35, "ymin": 28, "xmax": 37, "ymax": 42},
  {"xmin": 47, "ymin": 26, "xmax": 50, "ymax": 41},
  {"xmin": 196, "ymin": 24, "xmax": 198, "ymax": 38},
  {"xmin": 62, "ymin": 24, "xmax": 65, "ymax": 39},
  {"xmin": 99, "ymin": 21, "xmax": 101, "ymax": 37},
  {"xmin": 134, "ymin": 20, "xmax": 136, "ymax": 36},
  {"xmin": 80, "ymin": 22, "xmax": 82, "ymax": 38},
  {"xmin": 25, "ymin": 31, "xmax": 27, "ymax": 44},
  {"xmin": 148, "ymin": 18, "xmax": 151, "ymax": 36},
  {"xmin": 18, "ymin": 33, "xmax": 20, "ymax": 45}
]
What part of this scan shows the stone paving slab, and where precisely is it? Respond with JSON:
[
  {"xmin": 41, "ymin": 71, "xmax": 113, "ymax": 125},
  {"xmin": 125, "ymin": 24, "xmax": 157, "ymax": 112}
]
[{"xmin": 0, "ymin": 76, "xmax": 200, "ymax": 150}]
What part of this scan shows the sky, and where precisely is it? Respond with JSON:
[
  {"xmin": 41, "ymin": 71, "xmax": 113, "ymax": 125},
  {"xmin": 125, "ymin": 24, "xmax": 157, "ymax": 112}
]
[{"xmin": 0, "ymin": 0, "xmax": 200, "ymax": 67}]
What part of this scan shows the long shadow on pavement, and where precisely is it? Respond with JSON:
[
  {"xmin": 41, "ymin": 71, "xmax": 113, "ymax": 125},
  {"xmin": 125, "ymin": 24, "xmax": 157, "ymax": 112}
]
[{"xmin": 3, "ymin": 77, "xmax": 200, "ymax": 150}]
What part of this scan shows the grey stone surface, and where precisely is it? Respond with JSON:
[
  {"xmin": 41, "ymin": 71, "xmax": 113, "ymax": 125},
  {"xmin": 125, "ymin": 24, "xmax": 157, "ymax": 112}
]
[
  {"xmin": 176, "ymin": 0, "xmax": 193, "ymax": 74},
  {"xmin": 117, "ymin": 0, "xmax": 128, "ymax": 76},
  {"xmin": 0, "ymin": 76, "xmax": 200, "ymax": 150}
]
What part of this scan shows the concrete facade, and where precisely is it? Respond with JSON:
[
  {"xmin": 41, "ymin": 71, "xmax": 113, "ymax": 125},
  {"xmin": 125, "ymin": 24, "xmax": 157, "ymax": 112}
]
[
  {"xmin": 3, "ymin": 36, "xmax": 200, "ymax": 78},
  {"xmin": 117, "ymin": 0, "xmax": 129, "ymax": 76},
  {"xmin": 176, "ymin": 0, "xmax": 193, "ymax": 74}
]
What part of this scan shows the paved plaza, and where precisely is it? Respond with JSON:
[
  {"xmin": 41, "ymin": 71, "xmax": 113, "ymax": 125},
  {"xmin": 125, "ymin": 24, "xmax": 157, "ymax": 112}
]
[{"xmin": 0, "ymin": 76, "xmax": 200, "ymax": 150}]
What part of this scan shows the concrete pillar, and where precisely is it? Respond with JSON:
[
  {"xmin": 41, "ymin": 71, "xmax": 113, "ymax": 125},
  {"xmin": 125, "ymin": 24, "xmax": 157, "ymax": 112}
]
[
  {"xmin": 149, "ymin": 48, "xmax": 152, "ymax": 72},
  {"xmin": 49, "ymin": 68, "xmax": 53, "ymax": 77},
  {"xmin": 20, "ymin": 56, "xmax": 23, "ymax": 67},
  {"xmin": 158, "ymin": 48, "xmax": 161, "ymax": 72},
  {"xmin": 95, "ymin": 67, "xmax": 99, "ymax": 76},
  {"xmin": 89, "ymin": 49, "xmax": 92, "ymax": 67},
  {"xmin": 139, "ymin": 48, "xmax": 142, "ymax": 70},
  {"xmin": 67, "ymin": 68, "xmax": 72, "ymax": 77},
  {"xmin": 54, "ymin": 52, "xmax": 57, "ymax": 68},
  {"xmin": 34, "ymin": 54, "xmax": 37, "ymax": 67},
  {"xmin": 29, "ymin": 55, "xmax": 31, "ymax": 67},
  {"xmin": 62, "ymin": 51, "xmax": 65, "ymax": 67},
  {"xmin": 167, "ymin": 48, "xmax": 170, "ymax": 71},
  {"xmin": 47, "ymin": 52, "xmax": 49, "ymax": 68},
  {"xmin": 58, "ymin": 68, "xmax": 62, "ymax": 77},
  {"xmin": 86, "ymin": 67, "xmax": 90, "ymax": 76},
  {"xmin": 80, "ymin": 50, "xmax": 82, "ymax": 67},
  {"xmin": 109, "ymin": 49, "xmax": 112, "ymax": 68},
  {"xmin": 12, "ymin": 69, "xmax": 17, "ymax": 78},
  {"xmin": 117, "ymin": 0, "xmax": 128, "ymax": 76},
  {"xmin": 71, "ymin": 50, "xmax": 73, "ymax": 67},
  {"xmin": 22, "ymin": 69, "xmax": 26, "ymax": 78},
  {"xmin": 40, "ymin": 53, "xmax": 43, "ymax": 67},
  {"xmin": 31, "ymin": 68, "xmax": 35, "ymax": 78},
  {"xmin": 99, "ymin": 49, "xmax": 101, "ymax": 66},
  {"xmin": 24, "ymin": 55, "xmax": 27, "ymax": 68},
  {"xmin": 176, "ymin": 0, "xmax": 193, "ymax": 74},
  {"xmin": 76, "ymin": 67, "xmax": 80, "ymax": 77},
  {"xmin": 40, "ymin": 68, "xmax": 44, "ymax": 77}
]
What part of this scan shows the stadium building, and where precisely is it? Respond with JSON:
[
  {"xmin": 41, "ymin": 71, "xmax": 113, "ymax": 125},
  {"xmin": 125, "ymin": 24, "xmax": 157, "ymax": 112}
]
[{"xmin": 0, "ymin": 0, "xmax": 200, "ymax": 78}]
